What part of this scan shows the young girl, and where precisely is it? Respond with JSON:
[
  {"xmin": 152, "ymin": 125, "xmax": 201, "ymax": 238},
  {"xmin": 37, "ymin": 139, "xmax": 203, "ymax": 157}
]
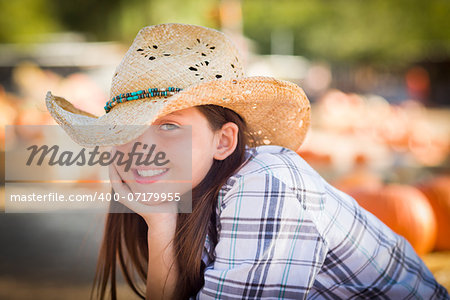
[{"xmin": 46, "ymin": 23, "xmax": 448, "ymax": 299}]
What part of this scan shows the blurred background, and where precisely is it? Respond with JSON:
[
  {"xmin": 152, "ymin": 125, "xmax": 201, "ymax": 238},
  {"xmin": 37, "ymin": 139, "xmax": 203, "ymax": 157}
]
[{"xmin": 1, "ymin": 0, "xmax": 449, "ymax": 298}]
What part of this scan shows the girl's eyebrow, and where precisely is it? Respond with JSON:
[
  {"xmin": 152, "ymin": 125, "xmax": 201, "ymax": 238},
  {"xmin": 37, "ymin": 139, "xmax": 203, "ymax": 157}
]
[
  {"xmin": 155, "ymin": 113, "xmax": 184, "ymax": 123},
  {"xmin": 170, "ymin": 111, "xmax": 183, "ymax": 116},
  {"xmin": 166, "ymin": 111, "xmax": 184, "ymax": 117},
  {"xmin": 159, "ymin": 112, "xmax": 184, "ymax": 120}
]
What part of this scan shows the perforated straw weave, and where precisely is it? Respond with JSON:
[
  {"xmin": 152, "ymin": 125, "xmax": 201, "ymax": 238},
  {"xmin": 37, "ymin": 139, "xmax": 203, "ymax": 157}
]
[{"xmin": 46, "ymin": 23, "xmax": 311, "ymax": 151}]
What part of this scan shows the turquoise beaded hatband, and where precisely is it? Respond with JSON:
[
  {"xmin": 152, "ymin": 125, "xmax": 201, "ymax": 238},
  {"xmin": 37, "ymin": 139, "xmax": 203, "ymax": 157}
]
[{"xmin": 104, "ymin": 87, "xmax": 182, "ymax": 113}]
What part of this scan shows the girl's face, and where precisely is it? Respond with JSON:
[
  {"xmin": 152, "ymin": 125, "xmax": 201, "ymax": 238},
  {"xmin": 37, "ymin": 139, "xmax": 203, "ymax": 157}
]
[{"xmin": 112, "ymin": 107, "xmax": 238, "ymax": 198}]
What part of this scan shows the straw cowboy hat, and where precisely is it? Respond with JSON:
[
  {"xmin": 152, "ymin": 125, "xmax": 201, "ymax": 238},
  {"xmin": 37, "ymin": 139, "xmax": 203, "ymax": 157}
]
[{"xmin": 46, "ymin": 23, "xmax": 310, "ymax": 151}]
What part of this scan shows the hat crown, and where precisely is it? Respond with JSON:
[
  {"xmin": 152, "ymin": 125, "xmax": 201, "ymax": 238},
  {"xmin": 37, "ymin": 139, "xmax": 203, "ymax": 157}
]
[{"xmin": 110, "ymin": 23, "xmax": 245, "ymax": 98}]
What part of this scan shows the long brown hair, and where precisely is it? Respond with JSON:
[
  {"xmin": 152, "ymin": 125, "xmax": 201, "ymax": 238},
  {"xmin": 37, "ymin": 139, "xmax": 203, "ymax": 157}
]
[{"xmin": 92, "ymin": 105, "xmax": 256, "ymax": 299}]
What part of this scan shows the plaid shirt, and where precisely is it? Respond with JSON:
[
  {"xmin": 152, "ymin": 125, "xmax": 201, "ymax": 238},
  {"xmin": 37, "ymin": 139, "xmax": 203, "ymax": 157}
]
[{"xmin": 193, "ymin": 145, "xmax": 448, "ymax": 300}]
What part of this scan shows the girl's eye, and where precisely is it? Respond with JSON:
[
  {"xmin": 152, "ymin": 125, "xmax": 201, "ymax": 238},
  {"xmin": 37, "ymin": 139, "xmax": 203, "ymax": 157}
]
[{"xmin": 159, "ymin": 123, "xmax": 179, "ymax": 131}]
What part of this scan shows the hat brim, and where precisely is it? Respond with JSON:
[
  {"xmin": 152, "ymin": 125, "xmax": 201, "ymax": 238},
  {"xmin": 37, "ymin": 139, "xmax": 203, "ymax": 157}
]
[{"xmin": 46, "ymin": 76, "xmax": 310, "ymax": 151}]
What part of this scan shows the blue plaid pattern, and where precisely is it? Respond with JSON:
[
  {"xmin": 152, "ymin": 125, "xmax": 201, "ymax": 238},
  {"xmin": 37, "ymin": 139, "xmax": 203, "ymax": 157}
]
[{"xmin": 194, "ymin": 145, "xmax": 448, "ymax": 299}]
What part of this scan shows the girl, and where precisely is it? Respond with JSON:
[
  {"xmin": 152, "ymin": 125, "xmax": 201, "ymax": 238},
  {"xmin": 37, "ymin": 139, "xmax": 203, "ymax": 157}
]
[{"xmin": 46, "ymin": 23, "xmax": 448, "ymax": 299}]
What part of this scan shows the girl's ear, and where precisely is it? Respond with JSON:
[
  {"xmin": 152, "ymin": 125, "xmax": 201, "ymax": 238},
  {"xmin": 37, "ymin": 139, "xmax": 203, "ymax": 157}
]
[{"xmin": 213, "ymin": 122, "xmax": 238, "ymax": 161}]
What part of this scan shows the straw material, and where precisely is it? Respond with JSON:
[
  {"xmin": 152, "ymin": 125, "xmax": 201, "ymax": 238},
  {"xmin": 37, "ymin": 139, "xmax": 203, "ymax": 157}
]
[{"xmin": 46, "ymin": 23, "xmax": 311, "ymax": 151}]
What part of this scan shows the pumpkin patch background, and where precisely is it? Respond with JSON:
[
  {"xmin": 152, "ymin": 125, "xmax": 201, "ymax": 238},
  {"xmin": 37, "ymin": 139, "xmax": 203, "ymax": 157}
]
[{"xmin": 1, "ymin": 0, "xmax": 450, "ymax": 298}]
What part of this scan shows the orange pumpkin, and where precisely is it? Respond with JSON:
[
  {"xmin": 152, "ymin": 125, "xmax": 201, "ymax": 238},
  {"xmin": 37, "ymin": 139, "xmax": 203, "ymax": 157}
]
[
  {"xmin": 332, "ymin": 169, "xmax": 383, "ymax": 193},
  {"xmin": 417, "ymin": 176, "xmax": 450, "ymax": 250},
  {"xmin": 346, "ymin": 184, "xmax": 437, "ymax": 256},
  {"xmin": 296, "ymin": 150, "xmax": 332, "ymax": 167}
]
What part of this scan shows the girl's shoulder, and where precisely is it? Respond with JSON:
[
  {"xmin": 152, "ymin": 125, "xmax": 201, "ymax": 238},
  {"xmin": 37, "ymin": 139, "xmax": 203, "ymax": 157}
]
[
  {"xmin": 227, "ymin": 144, "xmax": 327, "ymax": 195},
  {"xmin": 217, "ymin": 144, "xmax": 328, "ymax": 213}
]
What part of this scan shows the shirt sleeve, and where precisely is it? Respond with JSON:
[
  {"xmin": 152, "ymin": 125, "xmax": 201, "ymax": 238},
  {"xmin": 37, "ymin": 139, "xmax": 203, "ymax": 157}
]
[{"xmin": 195, "ymin": 173, "xmax": 328, "ymax": 299}]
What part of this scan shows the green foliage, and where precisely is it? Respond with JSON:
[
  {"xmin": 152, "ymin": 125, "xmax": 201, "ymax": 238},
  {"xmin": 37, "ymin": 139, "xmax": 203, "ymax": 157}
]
[
  {"xmin": 114, "ymin": 0, "xmax": 219, "ymax": 41},
  {"xmin": 0, "ymin": 0, "xmax": 61, "ymax": 43},
  {"xmin": 242, "ymin": 0, "xmax": 450, "ymax": 66},
  {"xmin": 0, "ymin": 0, "xmax": 217, "ymax": 43},
  {"xmin": 148, "ymin": 0, "xmax": 218, "ymax": 28},
  {"xmin": 1, "ymin": 0, "xmax": 449, "ymax": 66},
  {"xmin": 49, "ymin": 0, "xmax": 123, "ymax": 41}
]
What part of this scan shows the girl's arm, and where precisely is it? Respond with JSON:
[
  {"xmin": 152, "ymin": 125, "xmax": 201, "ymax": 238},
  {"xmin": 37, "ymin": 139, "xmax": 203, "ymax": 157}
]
[
  {"xmin": 109, "ymin": 163, "xmax": 179, "ymax": 299},
  {"xmin": 145, "ymin": 213, "xmax": 178, "ymax": 300}
]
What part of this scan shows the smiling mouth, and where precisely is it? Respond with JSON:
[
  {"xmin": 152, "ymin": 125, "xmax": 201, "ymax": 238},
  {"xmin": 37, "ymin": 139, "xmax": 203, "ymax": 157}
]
[
  {"xmin": 137, "ymin": 168, "xmax": 168, "ymax": 177},
  {"xmin": 133, "ymin": 168, "xmax": 169, "ymax": 184}
]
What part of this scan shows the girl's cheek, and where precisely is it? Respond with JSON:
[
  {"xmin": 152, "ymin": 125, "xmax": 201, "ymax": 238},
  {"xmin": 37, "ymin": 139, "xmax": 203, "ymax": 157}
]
[
  {"xmin": 110, "ymin": 146, "xmax": 129, "ymax": 178},
  {"xmin": 113, "ymin": 144, "xmax": 128, "ymax": 154}
]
